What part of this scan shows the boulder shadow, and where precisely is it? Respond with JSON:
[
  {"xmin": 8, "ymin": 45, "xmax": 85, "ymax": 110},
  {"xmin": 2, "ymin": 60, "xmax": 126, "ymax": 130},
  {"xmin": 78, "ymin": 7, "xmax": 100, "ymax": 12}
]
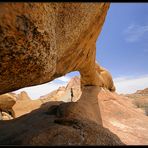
[{"xmin": 0, "ymin": 86, "xmax": 124, "ymax": 145}]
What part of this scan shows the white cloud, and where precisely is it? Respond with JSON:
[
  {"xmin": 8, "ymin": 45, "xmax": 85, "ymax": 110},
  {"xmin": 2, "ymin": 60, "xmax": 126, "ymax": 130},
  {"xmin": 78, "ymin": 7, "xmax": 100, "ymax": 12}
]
[
  {"xmin": 114, "ymin": 75, "xmax": 148, "ymax": 94},
  {"xmin": 124, "ymin": 24, "xmax": 148, "ymax": 42},
  {"xmin": 96, "ymin": 60, "xmax": 100, "ymax": 64},
  {"xmin": 13, "ymin": 74, "xmax": 148, "ymax": 99},
  {"xmin": 56, "ymin": 75, "xmax": 70, "ymax": 83},
  {"xmin": 13, "ymin": 76, "xmax": 72, "ymax": 100},
  {"xmin": 14, "ymin": 80, "xmax": 69, "ymax": 100}
]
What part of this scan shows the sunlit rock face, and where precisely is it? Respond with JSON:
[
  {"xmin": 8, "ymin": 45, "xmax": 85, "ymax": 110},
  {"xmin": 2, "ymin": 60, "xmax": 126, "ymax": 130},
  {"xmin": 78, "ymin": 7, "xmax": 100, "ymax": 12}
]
[
  {"xmin": 0, "ymin": 3, "xmax": 126, "ymax": 146},
  {"xmin": 38, "ymin": 78, "xmax": 148, "ymax": 145},
  {"xmin": 0, "ymin": 3, "xmax": 110, "ymax": 95},
  {"xmin": 0, "ymin": 86, "xmax": 124, "ymax": 146}
]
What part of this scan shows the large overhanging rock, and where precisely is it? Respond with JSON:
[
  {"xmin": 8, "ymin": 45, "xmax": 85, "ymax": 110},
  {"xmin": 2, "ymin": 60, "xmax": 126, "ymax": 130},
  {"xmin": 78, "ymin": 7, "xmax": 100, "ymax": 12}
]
[{"xmin": 0, "ymin": 3, "xmax": 110, "ymax": 95}]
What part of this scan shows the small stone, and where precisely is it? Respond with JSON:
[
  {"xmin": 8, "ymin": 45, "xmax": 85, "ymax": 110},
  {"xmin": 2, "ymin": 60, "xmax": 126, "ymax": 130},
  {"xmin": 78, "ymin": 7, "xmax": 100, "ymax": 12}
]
[{"xmin": 2, "ymin": 111, "xmax": 13, "ymax": 120}]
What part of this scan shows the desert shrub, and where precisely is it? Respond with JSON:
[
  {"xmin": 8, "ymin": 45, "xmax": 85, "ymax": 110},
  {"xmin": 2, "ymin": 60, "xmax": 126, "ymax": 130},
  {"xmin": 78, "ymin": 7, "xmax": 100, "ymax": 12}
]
[
  {"xmin": 133, "ymin": 99, "xmax": 148, "ymax": 116},
  {"xmin": 133, "ymin": 99, "xmax": 147, "ymax": 107},
  {"xmin": 133, "ymin": 99, "xmax": 142, "ymax": 108}
]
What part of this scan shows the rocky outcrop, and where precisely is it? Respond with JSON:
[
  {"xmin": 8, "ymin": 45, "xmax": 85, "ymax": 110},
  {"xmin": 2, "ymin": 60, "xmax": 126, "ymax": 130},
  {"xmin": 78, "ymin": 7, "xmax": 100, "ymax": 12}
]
[
  {"xmin": 39, "ymin": 86, "xmax": 68, "ymax": 103},
  {"xmin": 17, "ymin": 91, "xmax": 31, "ymax": 101},
  {"xmin": 66, "ymin": 76, "xmax": 82, "ymax": 102},
  {"xmin": 0, "ymin": 93, "xmax": 16, "ymax": 120},
  {"xmin": 125, "ymin": 88, "xmax": 148, "ymax": 99},
  {"xmin": 95, "ymin": 64, "xmax": 115, "ymax": 92},
  {"xmin": 0, "ymin": 86, "xmax": 124, "ymax": 145},
  {"xmin": 38, "ymin": 77, "xmax": 148, "ymax": 145},
  {"xmin": 2, "ymin": 78, "xmax": 148, "ymax": 145},
  {"xmin": 99, "ymin": 90, "xmax": 148, "ymax": 145},
  {"xmin": 6, "ymin": 77, "xmax": 148, "ymax": 145},
  {"xmin": 38, "ymin": 76, "xmax": 81, "ymax": 103},
  {"xmin": 0, "ymin": 3, "xmax": 110, "ymax": 95},
  {"xmin": 0, "ymin": 93, "xmax": 16, "ymax": 110},
  {"xmin": 1, "ymin": 111, "xmax": 13, "ymax": 120},
  {"xmin": 135, "ymin": 88, "xmax": 148, "ymax": 94},
  {"xmin": 0, "ymin": 91, "xmax": 38, "ymax": 119},
  {"xmin": 125, "ymin": 88, "xmax": 148, "ymax": 116},
  {"xmin": 2, "ymin": 85, "xmax": 148, "ymax": 145},
  {"xmin": 0, "ymin": 3, "xmax": 125, "ymax": 146},
  {"xmin": 40, "ymin": 67, "xmax": 116, "ymax": 103},
  {"xmin": 12, "ymin": 99, "xmax": 42, "ymax": 118},
  {"xmin": 39, "ymin": 90, "xmax": 59, "ymax": 102}
]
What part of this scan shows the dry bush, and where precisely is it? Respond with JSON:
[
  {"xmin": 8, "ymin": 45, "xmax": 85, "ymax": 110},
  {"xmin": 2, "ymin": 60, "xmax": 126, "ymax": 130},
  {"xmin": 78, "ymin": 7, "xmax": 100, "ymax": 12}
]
[{"xmin": 133, "ymin": 99, "xmax": 148, "ymax": 116}]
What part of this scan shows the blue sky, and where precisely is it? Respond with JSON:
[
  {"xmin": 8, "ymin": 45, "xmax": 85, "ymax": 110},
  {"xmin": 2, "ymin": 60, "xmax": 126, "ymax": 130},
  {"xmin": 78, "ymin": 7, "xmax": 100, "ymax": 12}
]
[
  {"xmin": 96, "ymin": 3, "xmax": 148, "ymax": 78},
  {"xmin": 14, "ymin": 3, "xmax": 148, "ymax": 99}
]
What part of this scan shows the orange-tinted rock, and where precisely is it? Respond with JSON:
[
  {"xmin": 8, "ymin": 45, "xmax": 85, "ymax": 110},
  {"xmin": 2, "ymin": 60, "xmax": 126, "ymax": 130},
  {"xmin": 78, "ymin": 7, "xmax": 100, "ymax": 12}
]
[
  {"xmin": 124, "ymin": 88, "xmax": 148, "ymax": 116},
  {"xmin": 1, "ymin": 111, "xmax": 13, "ymax": 120},
  {"xmin": 0, "ymin": 86, "xmax": 124, "ymax": 145},
  {"xmin": 65, "ymin": 76, "xmax": 81, "ymax": 102},
  {"xmin": 0, "ymin": 3, "xmax": 110, "ymax": 95},
  {"xmin": 39, "ymin": 76, "xmax": 81, "ymax": 103},
  {"xmin": 43, "ymin": 77, "xmax": 148, "ymax": 145},
  {"xmin": 135, "ymin": 88, "xmax": 148, "ymax": 94},
  {"xmin": 95, "ymin": 63, "xmax": 116, "ymax": 92},
  {"xmin": 12, "ymin": 99, "xmax": 42, "ymax": 118},
  {"xmin": 17, "ymin": 91, "xmax": 31, "ymax": 101},
  {"xmin": 0, "ymin": 3, "xmax": 126, "ymax": 145},
  {"xmin": 99, "ymin": 90, "xmax": 148, "ymax": 145},
  {"xmin": 0, "ymin": 93, "xmax": 16, "ymax": 110}
]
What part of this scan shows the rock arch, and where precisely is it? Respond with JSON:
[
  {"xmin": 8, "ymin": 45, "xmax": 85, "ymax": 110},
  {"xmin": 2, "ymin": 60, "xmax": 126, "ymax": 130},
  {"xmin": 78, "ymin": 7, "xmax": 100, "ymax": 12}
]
[{"xmin": 0, "ymin": 3, "xmax": 112, "ymax": 94}]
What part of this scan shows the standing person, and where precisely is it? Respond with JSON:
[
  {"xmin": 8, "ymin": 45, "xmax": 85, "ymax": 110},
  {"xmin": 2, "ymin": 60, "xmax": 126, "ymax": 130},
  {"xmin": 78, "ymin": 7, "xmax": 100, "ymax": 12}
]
[
  {"xmin": 71, "ymin": 88, "xmax": 74, "ymax": 102},
  {"xmin": 0, "ymin": 110, "xmax": 2, "ymax": 120}
]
